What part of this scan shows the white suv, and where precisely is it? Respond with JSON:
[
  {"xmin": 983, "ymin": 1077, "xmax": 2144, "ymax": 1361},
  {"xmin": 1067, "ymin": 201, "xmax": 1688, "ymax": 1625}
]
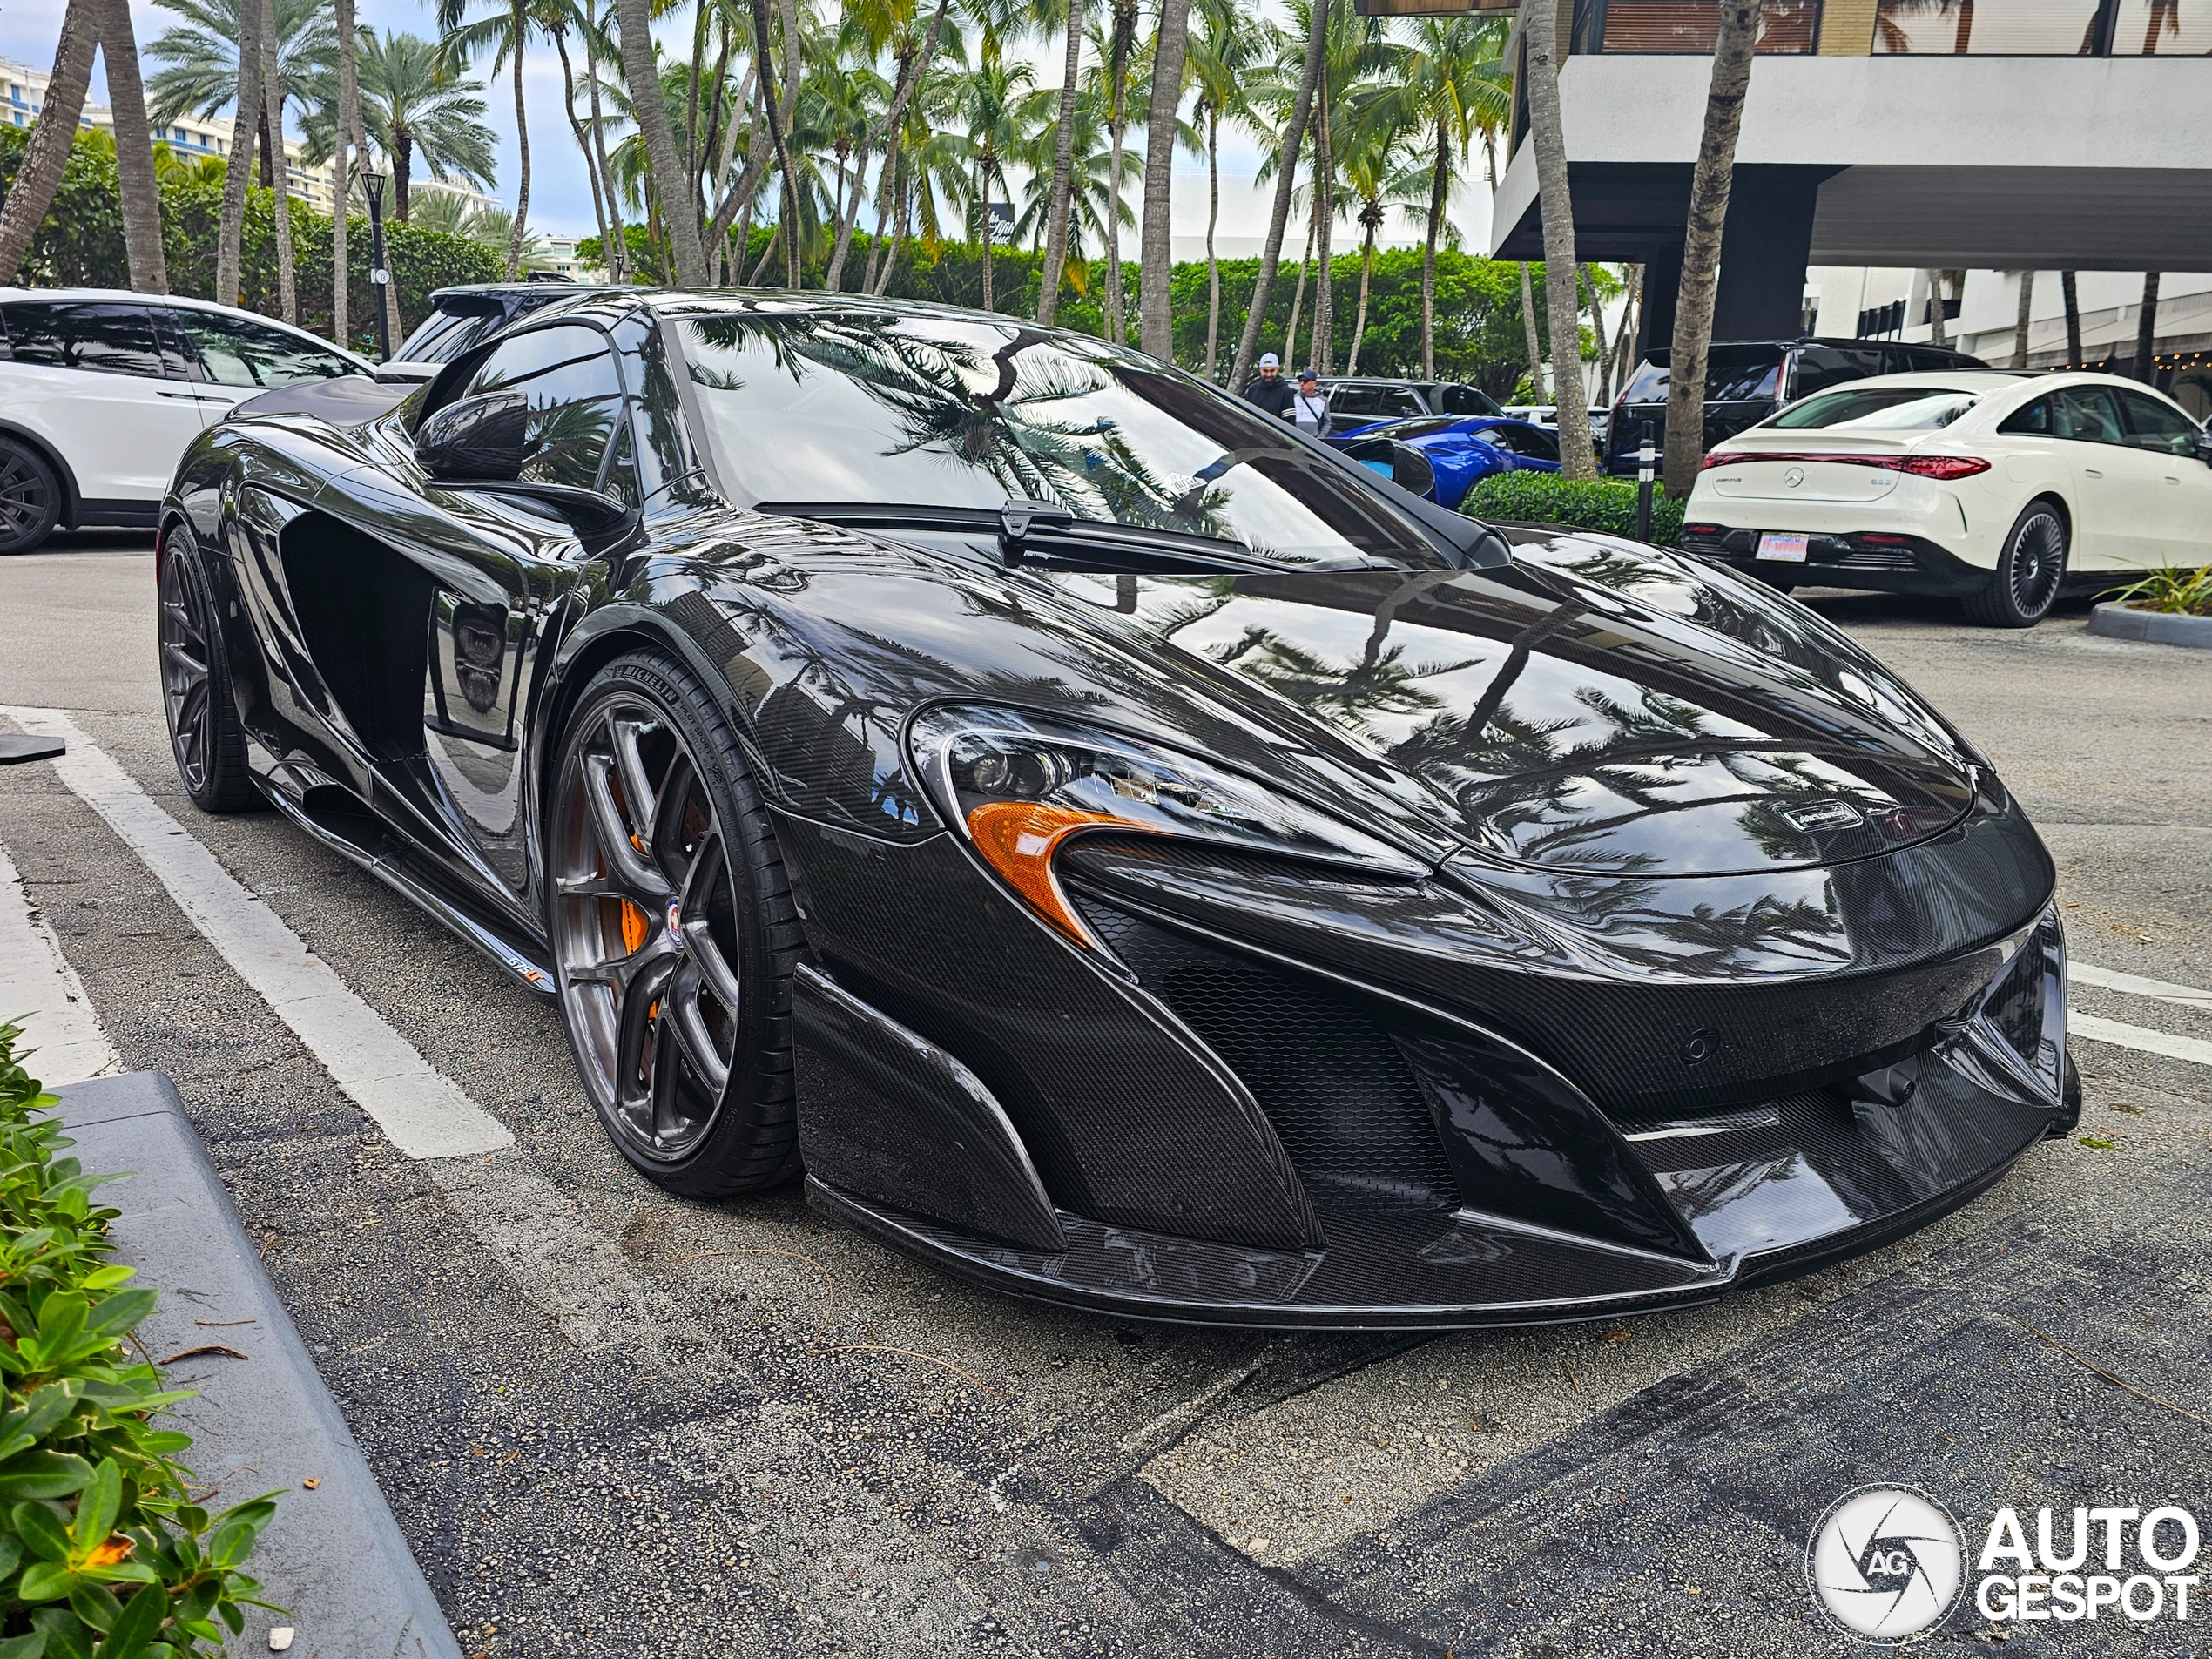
[
  {"xmin": 1682, "ymin": 370, "xmax": 2212, "ymax": 626},
  {"xmin": 0, "ymin": 288, "xmax": 377, "ymax": 554}
]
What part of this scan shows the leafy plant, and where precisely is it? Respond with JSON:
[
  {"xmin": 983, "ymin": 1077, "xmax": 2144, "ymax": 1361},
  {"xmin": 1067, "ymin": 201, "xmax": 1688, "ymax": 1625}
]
[
  {"xmin": 1460, "ymin": 470, "xmax": 1685, "ymax": 548},
  {"xmin": 0, "ymin": 1022, "xmax": 278, "ymax": 1656},
  {"xmin": 2107, "ymin": 563, "xmax": 2212, "ymax": 617}
]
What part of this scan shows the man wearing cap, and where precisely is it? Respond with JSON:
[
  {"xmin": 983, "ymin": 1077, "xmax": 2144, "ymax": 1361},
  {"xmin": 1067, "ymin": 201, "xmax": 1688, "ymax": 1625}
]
[
  {"xmin": 1290, "ymin": 369, "xmax": 1332, "ymax": 437},
  {"xmin": 1244, "ymin": 353, "xmax": 1295, "ymax": 419}
]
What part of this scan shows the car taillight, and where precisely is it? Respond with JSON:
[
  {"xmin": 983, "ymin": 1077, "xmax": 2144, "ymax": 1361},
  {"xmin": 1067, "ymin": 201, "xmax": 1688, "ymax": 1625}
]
[
  {"xmin": 1692, "ymin": 451, "xmax": 1989, "ymax": 479},
  {"xmin": 1898, "ymin": 455, "xmax": 1991, "ymax": 480}
]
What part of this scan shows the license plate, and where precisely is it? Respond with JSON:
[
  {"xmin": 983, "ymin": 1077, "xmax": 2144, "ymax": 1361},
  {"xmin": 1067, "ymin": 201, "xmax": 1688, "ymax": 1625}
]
[{"xmin": 1756, "ymin": 532, "xmax": 1809, "ymax": 563}]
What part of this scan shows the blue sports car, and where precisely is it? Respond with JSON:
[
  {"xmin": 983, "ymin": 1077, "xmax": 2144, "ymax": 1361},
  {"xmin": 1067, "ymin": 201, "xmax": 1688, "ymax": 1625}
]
[{"xmin": 1327, "ymin": 415, "xmax": 1561, "ymax": 511}]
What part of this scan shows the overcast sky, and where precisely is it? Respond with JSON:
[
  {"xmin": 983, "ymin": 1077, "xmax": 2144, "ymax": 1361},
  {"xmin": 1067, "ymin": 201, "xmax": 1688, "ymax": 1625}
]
[{"xmin": 0, "ymin": 0, "xmax": 1496, "ymax": 251}]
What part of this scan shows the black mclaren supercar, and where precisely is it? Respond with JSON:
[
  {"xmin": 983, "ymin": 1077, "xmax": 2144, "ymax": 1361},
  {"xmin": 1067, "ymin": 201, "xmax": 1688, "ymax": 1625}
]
[{"xmin": 155, "ymin": 290, "xmax": 2078, "ymax": 1328}]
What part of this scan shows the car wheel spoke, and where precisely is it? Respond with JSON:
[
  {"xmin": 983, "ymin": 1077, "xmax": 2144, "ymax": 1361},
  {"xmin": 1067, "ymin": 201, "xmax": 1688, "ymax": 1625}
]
[
  {"xmin": 665, "ymin": 959, "xmax": 731, "ymax": 1098},
  {"xmin": 583, "ymin": 751, "xmax": 670, "ymax": 899}
]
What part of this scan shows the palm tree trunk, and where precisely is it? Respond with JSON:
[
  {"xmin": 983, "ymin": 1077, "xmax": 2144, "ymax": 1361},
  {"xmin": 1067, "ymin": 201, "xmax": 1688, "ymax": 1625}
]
[
  {"xmin": 1518, "ymin": 258, "xmax": 1544, "ymax": 399},
  {"xmin": 744, "ymin": 0, "xmax": 801, "ymax": 288},
  {"xmin": 1923, "ymin": 269, "xmax": 1948, "ymax": 346},
  {"xmin": 1229, "ymin": 0, "xmax": 1327, "ymax": 388},
  {"xmin": 2135, "ymin": 270, "xmax": 2160, "ymax": 383},
  {"xmin": 1346, "ymin": 218, "xmax": 1375, "ymax": 376},
  {"xmin": 1204, "ymin": 106, "xmax": 1221, "ymax": 380},
  {"xmin": 506, "ymin": 0, "xmax": 532, "ymax": 280},
  {"xmin": 1524, "ymin": 0, "xmax": 1598, "ymax": 479},
  {"xmin": 1037, "ymin": 0, "xmax": 1087, "ymax": 327},
  {"xmin": 871, "ymin": 147, "xmax": 908, "ymax": 296},
  {"xmin": 394, "ymin": 129, "xmax": 412, "ymax": 220},
  {"xmin": 214, "ymin": 0, "xmax": 265, "ymax": 304},
  {"xmin": 1137, "ymin": 0, "xmax": 1193, "ymax": 360},
  {"xmin": 1657, "ymin": 0, "xmax": 1762, "ymax": 496},
  {"xmin": 2061, "ymin": 269, "xmax": 2082, "ymax": 366},
  {"xmin": 262, "ymin": 0, "xmax": 296, "ymax": 323},
  {"xmin": 1103, "ymin": 2, "xmax": 1133, "ymax": 346},
  {"xmin": 1284, "ymin": 209, "xmax": 1314, "ymax": 374},
  {"xmin": 1606, "ymin": 262, "xmax": 1639, "ymax": 389},
  {"xmin": 775, "ymin": 0, "xmax": 804, "ymax": 286},
  {"xmin": 583, "ymin": 3, "xmax": 628, "ymax": 280},
  {"xmin": 0, "ymin": 0, "xmax": 100, "ymax": 281},
  {"xmin": 95, "ymin": 0, "xmax": 167, "ymax": 293},
  {"xmin": 2012, "ymin": 269, "xmax": 2034, "ymax": 368},
  {"xmin": 554, "ymin": 30, "xmax": 612, "ymax": 280},
  {"xmin": 980, "ymin": 157, "xmax": 995, "ymax": 312},
  {"xmin": 617, "ymin": 0, "xmax": 707, "ymax": 283},
  {"xmin": 332, "ymin": 0, "xmax": 356, "ymax": 344},
  {"xmin": 1579, "ymin": 264, "xmax": 1608, "ymax": 401},
  {"xmin": 1311, "ymin": 72, "xmax": 1334, "ymax": 374},
  {"xmin": 1420, "ymin": 117, "xmax": 1447, "ymax": 381}
]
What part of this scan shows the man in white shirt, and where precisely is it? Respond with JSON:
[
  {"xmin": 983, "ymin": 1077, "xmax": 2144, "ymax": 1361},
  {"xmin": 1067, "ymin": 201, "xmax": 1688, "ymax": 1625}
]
[{"xmin": 1291, "ymin": 369, "xmax": 1331, "ymax": 437}]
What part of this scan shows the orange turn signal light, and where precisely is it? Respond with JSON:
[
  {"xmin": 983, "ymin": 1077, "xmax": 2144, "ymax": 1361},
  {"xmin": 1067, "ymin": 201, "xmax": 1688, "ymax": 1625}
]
[{"xmin": 965, "ymin": 801, "xmax": 1143, "ymax": 944}]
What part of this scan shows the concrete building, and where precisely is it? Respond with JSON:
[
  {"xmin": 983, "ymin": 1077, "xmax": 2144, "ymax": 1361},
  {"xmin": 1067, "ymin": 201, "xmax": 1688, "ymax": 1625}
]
[
  {"xmin": 1490, "ymin": 2, "xmax": 2212, "ymax": 357},
  {"xmin": 2, "ymin": 54, "xmax": 339, "ymax": 212}
]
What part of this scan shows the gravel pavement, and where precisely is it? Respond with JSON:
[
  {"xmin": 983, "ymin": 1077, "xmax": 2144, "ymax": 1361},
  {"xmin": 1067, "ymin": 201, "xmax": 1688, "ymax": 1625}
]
[{"xmin": 3, "ymin": 542, "xmax": 2209, "ymax": 1657}]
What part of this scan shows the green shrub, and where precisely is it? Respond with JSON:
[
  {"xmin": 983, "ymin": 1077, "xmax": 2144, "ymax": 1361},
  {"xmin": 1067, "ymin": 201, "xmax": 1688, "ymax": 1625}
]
[
  {"xmin": 0, "ymin": 1022, "xmax": 276, "ymax": 1656},
  {"xmin": 1460, "ymin": 471, "xmax": 1686, "ymax": 548},
  {"xmin": 2107, "ymin": 563, "xmax": 2212, "ymax": 617}
]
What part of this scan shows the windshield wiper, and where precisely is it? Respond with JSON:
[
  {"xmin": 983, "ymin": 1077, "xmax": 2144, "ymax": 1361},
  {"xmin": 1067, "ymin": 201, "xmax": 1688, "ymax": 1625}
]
[{"xmin": 754, "ymin": 500, "xmax": 1385, "ymax": 575}]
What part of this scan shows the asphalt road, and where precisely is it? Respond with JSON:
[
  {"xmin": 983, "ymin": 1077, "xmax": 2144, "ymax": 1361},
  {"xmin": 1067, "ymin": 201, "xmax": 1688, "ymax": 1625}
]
[{"xmin": 3, "ymin": 534, "xmax": 2210, "ymax": 1657}]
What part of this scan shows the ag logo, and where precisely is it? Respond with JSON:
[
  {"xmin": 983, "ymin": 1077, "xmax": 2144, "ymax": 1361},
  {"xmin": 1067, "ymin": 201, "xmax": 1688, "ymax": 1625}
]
[{"xmin": 1806, "ymin": 1486, "xmax": 1965, "ymax": 1642}]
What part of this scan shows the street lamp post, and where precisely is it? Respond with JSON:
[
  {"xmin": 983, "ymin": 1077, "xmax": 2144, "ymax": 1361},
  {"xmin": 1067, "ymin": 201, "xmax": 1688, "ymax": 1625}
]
[{"xmin": 361, "ymin": 169, "xmax": 393, "ymax": 362}]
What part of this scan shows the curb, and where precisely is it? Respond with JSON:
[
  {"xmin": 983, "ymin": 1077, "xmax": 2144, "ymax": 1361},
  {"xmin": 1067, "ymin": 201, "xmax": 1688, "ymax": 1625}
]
[
  {"xmin": 56, "ymin": 1073, "xmax": 463, "ymax": 1659},
  {"xmin": 2087, "ymin": 602, "xmax": 2212, "ymax": 649}
]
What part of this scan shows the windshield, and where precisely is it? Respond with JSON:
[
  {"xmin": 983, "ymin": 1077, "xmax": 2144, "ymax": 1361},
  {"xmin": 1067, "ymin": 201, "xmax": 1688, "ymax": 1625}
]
[
  {"xmin": 1616, "ymin": 345, "xmax": 1784, "ymax": 405},
  {"xmin": 674, "ymin": 307, "xmax": 1441, "ymax": 567},
  {"xmin": 1770, "ymin": 386, "xmax": 1979, "ymax": 430}
]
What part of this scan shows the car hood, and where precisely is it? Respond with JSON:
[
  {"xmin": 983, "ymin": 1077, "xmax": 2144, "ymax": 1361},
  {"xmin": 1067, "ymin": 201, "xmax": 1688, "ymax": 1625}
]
[
  {"xmin": 665, "ymin": 517, "xmax": 1983, "ymax": 883},
  {"xmin": 1023, "ymin": 532, "xmax": 1980, "ymax": 879}
]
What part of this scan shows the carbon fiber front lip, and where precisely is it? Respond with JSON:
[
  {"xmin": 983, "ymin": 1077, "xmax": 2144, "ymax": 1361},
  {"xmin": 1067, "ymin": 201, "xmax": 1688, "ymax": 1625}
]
[{"xmin": 806, "ymin": 1134, "xmax": 2043, "ymax": 1332}]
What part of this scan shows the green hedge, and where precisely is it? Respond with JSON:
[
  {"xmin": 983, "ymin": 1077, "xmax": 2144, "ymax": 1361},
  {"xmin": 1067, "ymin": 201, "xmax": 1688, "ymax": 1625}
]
[
  {"xmin": 1461, "ymin": 471, "xmax": 1686, "ymax": 548},
  {"xmin": 0, "ymin": 126, "xmax": 502, "ymax": 354},
  {"xmin": 0, "ymin": 1022, "xmax": 275, "ymax": 1655}
]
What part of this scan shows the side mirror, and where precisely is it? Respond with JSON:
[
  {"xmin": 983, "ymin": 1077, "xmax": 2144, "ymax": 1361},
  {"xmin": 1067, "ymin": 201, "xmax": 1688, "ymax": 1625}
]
[
  {"xmin": 416, "ymin": 390, "xmax": 529, "ymax": 482},
  {"xmin": 2196, "ymin": 427, "xmax": 2212, "ymax": 467}
]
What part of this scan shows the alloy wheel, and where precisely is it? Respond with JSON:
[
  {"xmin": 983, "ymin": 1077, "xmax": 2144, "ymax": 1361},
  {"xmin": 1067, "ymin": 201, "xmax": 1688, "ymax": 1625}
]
[
  {"xmin": 158, "ymin": 547, "xmax": 214, "ymax": 794},
  {"xmin": 0, "ymin": 448, "xmax": 51, "ymax": 546},
  {"xmin": 551, "ymin": 699, "xmax": 745, "ymax": 1162},
  {"xmin": 2008, "ymin": 513, "xmax": 2066, "ymax": 617}
]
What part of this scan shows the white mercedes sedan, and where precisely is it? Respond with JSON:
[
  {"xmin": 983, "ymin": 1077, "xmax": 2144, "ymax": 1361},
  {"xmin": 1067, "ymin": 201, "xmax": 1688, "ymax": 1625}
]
[
  {"xmin": 1681, "ymin": 370, "xmax": 2212, "ymax": 626},
  {"xmin": 0, "ymin": 287, "xmax": 377, "ymax": 554}
]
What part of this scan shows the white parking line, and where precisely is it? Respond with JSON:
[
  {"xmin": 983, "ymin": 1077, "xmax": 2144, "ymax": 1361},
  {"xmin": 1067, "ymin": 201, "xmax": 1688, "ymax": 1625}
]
[
  {"xmin": 2, "ymin": 708, "xmax": 512, "ymax": 1157},
  {"xmin": 2071, "ymin": 961, "xmax": 2212, "ymax": 1015},
  {"xmin": 0, "ymin": 840, "xmax": 120, "ymax": 1085},
  {"xmin": 2069, "ymin": 1013, "xmax": 2212, "ymax": 1070}
]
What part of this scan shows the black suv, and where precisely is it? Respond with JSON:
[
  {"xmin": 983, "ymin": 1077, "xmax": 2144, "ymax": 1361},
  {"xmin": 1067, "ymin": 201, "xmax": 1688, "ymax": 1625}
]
[
  {"xmin": 1603, "ymin": 338, "xmax": 1986, "ymax": 475},
  {"xmin": 389, "ymin": 278, "xmax": 631, "ymax": 368},
  {"xmin": 1322, "ymin": 377, "xmax": 1503, "ymax": 429}
]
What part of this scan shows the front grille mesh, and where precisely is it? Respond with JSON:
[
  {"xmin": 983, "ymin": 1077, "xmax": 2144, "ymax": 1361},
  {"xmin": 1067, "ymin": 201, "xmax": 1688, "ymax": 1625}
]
[
  {"xmin": 1076, "ymin": 900, "xmax": 1460, "ymax": 1211},
  {"xmin": 1984, "ymin": 934, "xmax": 2047, "ymax": 1070}
]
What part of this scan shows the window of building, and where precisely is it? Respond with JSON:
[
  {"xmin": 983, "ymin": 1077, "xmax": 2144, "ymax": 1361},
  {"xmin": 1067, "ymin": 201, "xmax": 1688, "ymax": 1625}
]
[
  {"xmin": 1872, "ymin": 0, "xmax": 2105, "ymax": 53},
  {"xmin": 1589, "ymin": 0, "xmax": 1819, "ymax": 52},
  {"xmin": 2113, "ymin": 0, "xmax": 2212, "ymax": 51}
]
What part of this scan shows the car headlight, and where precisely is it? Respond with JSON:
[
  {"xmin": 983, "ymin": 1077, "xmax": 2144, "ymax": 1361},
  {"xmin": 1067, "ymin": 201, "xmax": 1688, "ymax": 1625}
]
[{"xmin": 907, "ymin": 705, "xmax": 1427, "ymax": 945}]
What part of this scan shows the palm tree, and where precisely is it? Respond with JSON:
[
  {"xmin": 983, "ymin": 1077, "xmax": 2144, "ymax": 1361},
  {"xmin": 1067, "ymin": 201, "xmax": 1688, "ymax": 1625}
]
[
  {"xmin": 437, "ymin": 0, "xmax": 545, "ymax": 280},
  {"xmin": 1659, "ymin": 0, "xmax": 1762, "ymax": 496},
  {"xmin": 1010, "ymin": 80, "xmax": 1133, "ymax": 275},
  {"xmin": 1228, "ymin": 0, "xmax": 1326, "ymax": 388},
  {"xmin": 1520, "ymin": 0, "xmax": 1596, "ymax": 477},
  {"xmin": 616, "ymin": 0, "xmax": 706, "ymax": 281},
  {"xmin": 331, "ymin": 0, "xmax": 357, "ymax": 347},
  {"xmin": 1376, "ymin": 14, "xmax": 1507, "ymax": 383},
  {"xmin": 1136, "ymin": 0, "xmax": 1194, "ymax": 359},
  {"xmin": 1184, "ymin": 0, "xmax": 1264, "ymax": 379},
  {"xmin": 1035, "ymin": 0, "xmax": 1086, "ymax": 326},
  {"xmin": 98, "ymin": 0, "xmax": 170, "ymax": 293},
  {"xmin": 0, "ymin": 0, "xmax": 99, "ymax": 282},
  {"xmin": 260, "ymin": 0, "xmax": 298, "ymax": 323},
  {"xmin": 347, "ymin": 31, "xmax": 497, "ymax": 220},
  {"xmin": 1334, "ymin": 116, "xmax": 1416, "ymax": 376},
  {"xmin": 950, "ymin": 52, "xmax": 1035, "ymax": 312},
  {"xmin": 215, "ymin": 0, "xmax": 265, "ymax": 304},
  {"xmin": 148, "ymin": 0, "xmax": 337, "ymax": 149},
  {"xmin": 1097, "ymin": 0, "xmax": 1141, "ymax": 344}
]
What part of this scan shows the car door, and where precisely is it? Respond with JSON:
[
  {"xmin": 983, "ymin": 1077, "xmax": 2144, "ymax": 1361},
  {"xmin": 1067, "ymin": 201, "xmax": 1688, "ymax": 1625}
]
[
  {"xmin": 0, "ymin": 300, "xmax": 208, "ymax": 506},
  {"xmin": 408, "ymin": 322, "xmax": 637, "ymax": 902},
  {"xmin": 2113, "ymin": 386, "xmax": 2212, "ymax": 564},
  {"xmin": 169, "ymin": 307, "xmax": 368, "ymax": 421},
  {"xmin": 2049, "ymin": 386, "xmax": 2160, "ymax": 569}
]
